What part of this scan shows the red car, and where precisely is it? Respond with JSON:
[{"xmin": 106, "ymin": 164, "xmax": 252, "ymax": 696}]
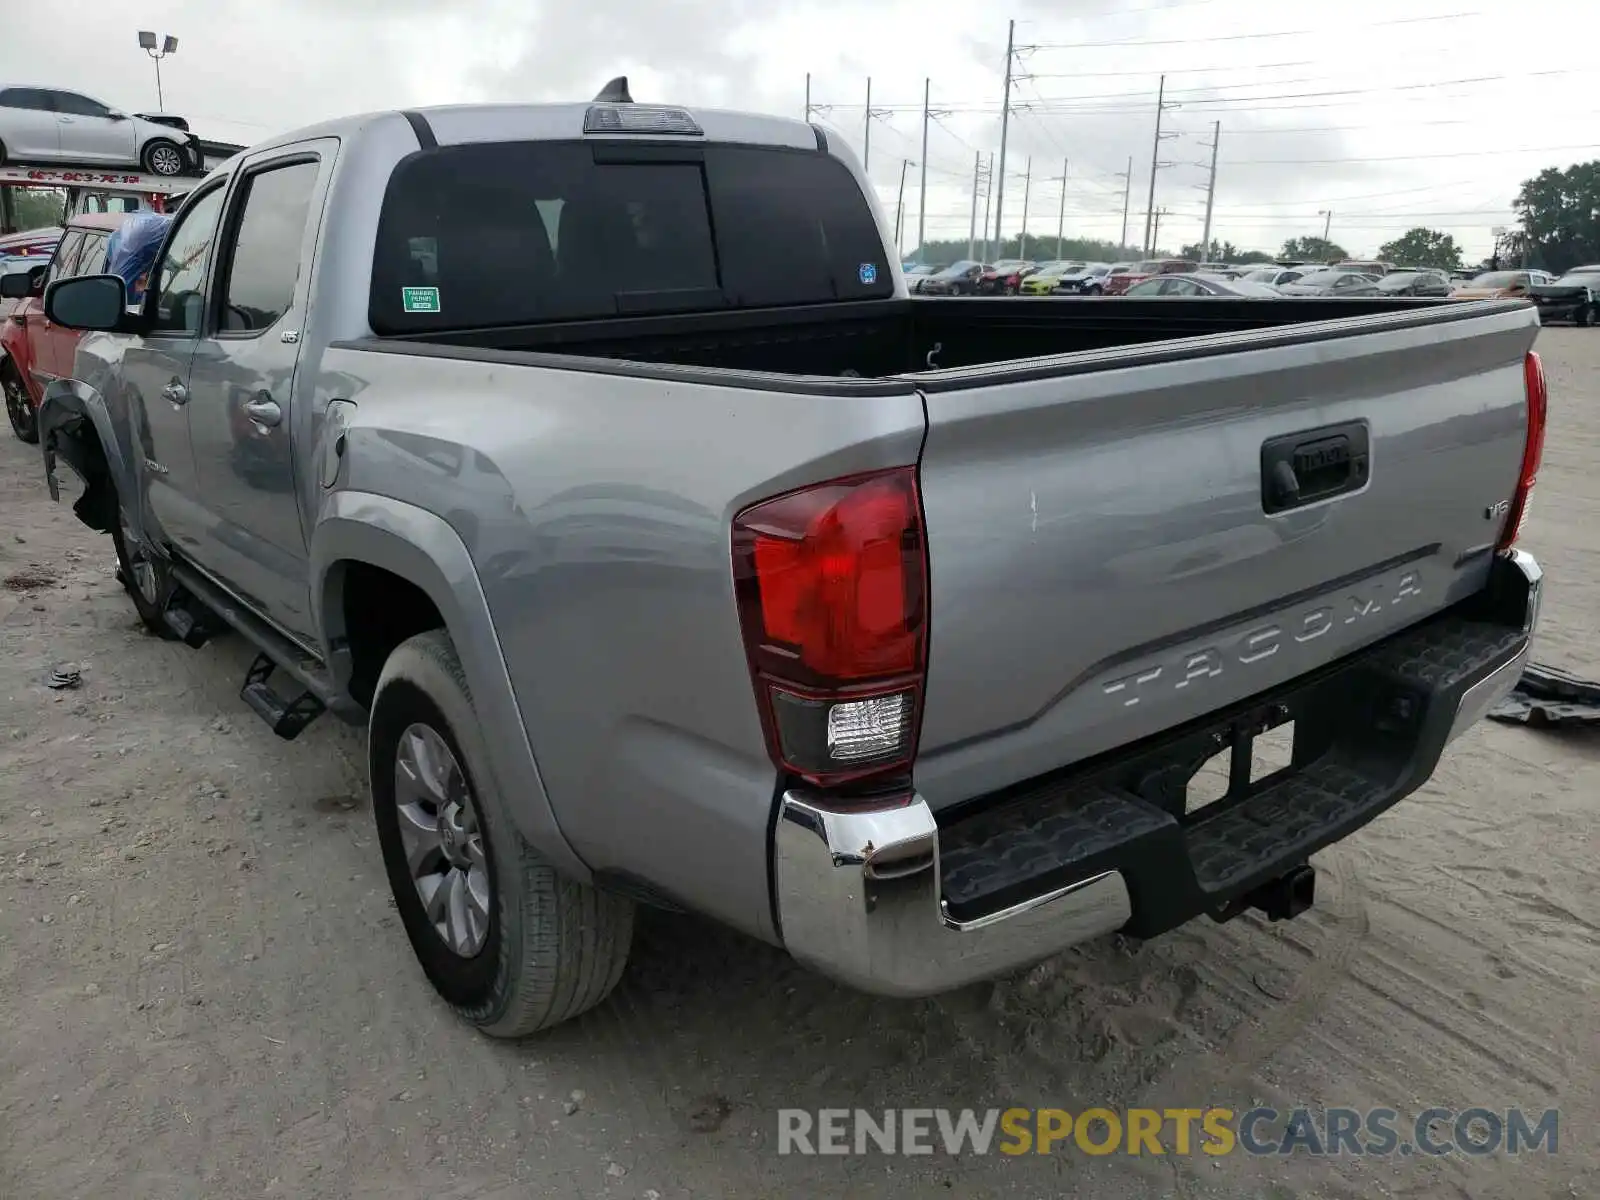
[
  {"xmin": 977, "ymin": 259, "xmax": 1038, "ymax": 295},
  {"xmin": 1102, "ymin": 258, "xmax": 1199, "ymax": 297},
  {"xmin": 1, "ymin": 213, "xmax": 127, "ymax": 443}
]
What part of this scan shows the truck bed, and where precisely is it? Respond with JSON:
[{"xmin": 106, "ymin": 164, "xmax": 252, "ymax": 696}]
[
  {"xmin": 364, "ymin": 295, "xmax": 1476, "ymax": 385},
  {"xmin": 337, "ymin": 294, "xmax": 1539, "ymax": 818}
]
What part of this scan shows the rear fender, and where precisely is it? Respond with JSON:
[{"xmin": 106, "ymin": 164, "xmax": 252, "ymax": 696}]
[
  {"xmin": 37, "ymin": 378, "xmax": 130, "ymax": 537},
  {"xmin": 310, "ymin": 491, "xmax": 590, "ymax": 882}
]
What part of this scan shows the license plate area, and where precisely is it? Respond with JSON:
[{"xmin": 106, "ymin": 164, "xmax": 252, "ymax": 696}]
[{"xmin": 1184, "ymin": 709, "xmax": 1298, "ymax": 818}]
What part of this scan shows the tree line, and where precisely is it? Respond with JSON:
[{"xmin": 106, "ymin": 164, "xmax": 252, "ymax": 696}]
[{"xmin": 907, "ymin": 227, "xmax": 1471, "ymax": 271}]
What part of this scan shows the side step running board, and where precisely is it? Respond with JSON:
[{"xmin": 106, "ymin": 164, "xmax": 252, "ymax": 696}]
[
  {"xmin": 241, "ymin": 653, "xmax": 326, "ymax": 740},
  {"xmin": 167, "ymin": 561, "xmax": 361, "ymax": 737}
]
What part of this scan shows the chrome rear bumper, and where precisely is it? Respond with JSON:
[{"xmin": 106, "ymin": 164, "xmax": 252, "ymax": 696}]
[
  {"xmin": 774, "ymin": 793, "xmax": 1131, "ymax": 998},
  {"xmin": 772, "ymin": 549, "xmax": 1541, "ymax": 998}
]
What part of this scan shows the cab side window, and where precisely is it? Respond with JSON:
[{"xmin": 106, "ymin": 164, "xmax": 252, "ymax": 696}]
[
  {"xmin": 74, "ymin": 232, "xmax": 110, "ymax": 278},
  {"xmin": 148, "ymin": 187, "xmax": 227, "ymax": 336},
  {"xmin": 44, "ymin": 231, "xmax": 87, "ymax": 287}
]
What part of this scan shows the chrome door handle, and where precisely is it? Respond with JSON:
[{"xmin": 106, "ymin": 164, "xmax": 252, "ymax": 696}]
[
  {"xmin": 243, "ymin": 397, "xmax": 282, "ymax": 427},
  {"xmin": 161, "ymin": 382, "xmax": 188, "ymax": 405}
]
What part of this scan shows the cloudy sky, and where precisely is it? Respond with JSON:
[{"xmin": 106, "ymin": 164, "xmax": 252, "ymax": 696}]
[{"xmin": 5, "ymin": 0, "xmax": 1587, "ymax": 260}]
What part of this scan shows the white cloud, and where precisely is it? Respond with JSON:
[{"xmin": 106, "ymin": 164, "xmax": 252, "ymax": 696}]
[{"xmin": 3, "ymin": 0, "xmax": 1582, "ymax": 258}]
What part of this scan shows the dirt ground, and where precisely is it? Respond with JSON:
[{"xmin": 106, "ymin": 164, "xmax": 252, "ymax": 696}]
[{"xmin": 2, "ymin": 331, "xmax": 1598, "ymax": 1200}]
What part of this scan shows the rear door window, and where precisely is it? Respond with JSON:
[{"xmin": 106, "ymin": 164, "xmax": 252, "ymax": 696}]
[
  {"xmin": 0, "ymin": 88, "xmax": 53, "ymax": 111},
  {"xmin": 370, "ymin": 139, "xmax": 894, "ymax": 334},
  {"xmin": 216, "ymin": 159, "xmax": 320, "ymax": 333}
]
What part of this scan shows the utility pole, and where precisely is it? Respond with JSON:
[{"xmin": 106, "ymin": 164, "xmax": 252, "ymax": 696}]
[
  {"xmin": 1199, "ymin": 121, "xmax": 1220, "ymax": 262},
  {"xmin": 981, "ymin": 151, "xmax": 995, "ymax": 261},
  {"xmin": 967, "ymin": 151, "xmax": 982, "ymax": 261},
  {"xmin": 1056, "ymin": 158, "xmax": 1068, "ymax": 259},
  {"xmin": 1117, "ymin": 156, "xmax": 1132, "ymax": 252},
  {"xmin": 993, "ymin": 19, "xmax": 1016, "ymax": 253},
  {"xmin": 1142, "ymin": 75, "xmax": 1176, "ymax": 255},
  {"xmin": 804, "ymin": 72, "xmax": 811, "ymax": 121},
  {"xmin": 915, "ymin": 79, "xmax": 952, "ymax": 264},
  {"xmin": 1018, "ymin": 157, "xmax": 1032, "ymax": 260},
  {"xmin": 894, "ymin": 158, "xmax": 912, "ymax": 254},
  {"xmin": 1152, "ymin": 206, "xmax": 1166, "ymax": 251},
  {"xmin": 864, "ymin": 77, "xmax": 872, "ymax": 172},
  {"xmin": 1321, "ymin": 209, "xmax": 1333, "ymax": 241}
]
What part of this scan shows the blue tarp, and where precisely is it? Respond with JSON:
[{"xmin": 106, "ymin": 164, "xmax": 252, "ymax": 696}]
[{"xmin": 105, "ymin": 212, "xmax": 173, "ymax": 304}]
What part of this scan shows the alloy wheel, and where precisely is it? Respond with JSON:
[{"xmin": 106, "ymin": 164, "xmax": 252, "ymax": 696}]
[{"xmin": 393, "ymin": 722, "xmax": 491, "ymax": 958}]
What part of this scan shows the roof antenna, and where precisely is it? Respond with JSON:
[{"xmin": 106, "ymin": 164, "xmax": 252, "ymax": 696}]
[{"xmin": 594, "ymin": 76, "xmax": 633, "ymax": 103}]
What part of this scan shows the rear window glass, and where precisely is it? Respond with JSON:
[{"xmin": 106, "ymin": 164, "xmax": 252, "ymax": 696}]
[{"xmin": 370, "ymin": 140, "xmax": 894, "ymax": 334}]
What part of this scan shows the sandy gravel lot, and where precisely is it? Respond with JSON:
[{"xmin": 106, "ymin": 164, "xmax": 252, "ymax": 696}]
[{"xmin": 2, "ymin": 329, "xmax": 1597, "ymax": 1200}]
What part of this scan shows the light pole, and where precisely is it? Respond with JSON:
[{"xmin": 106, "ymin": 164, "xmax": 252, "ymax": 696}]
[{"xmin": 138, "ymin": 32, "xmax": 179, "ymax": 111}]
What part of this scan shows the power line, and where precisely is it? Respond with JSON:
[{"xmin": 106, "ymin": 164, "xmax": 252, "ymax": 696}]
[
  {"xmin": 1224, "ymin": 142, "xmax": 1600, "ymax": 165},
  {"xmin": 1021, "ymin": 12, "xmax": 1480, "ymax": 51}
]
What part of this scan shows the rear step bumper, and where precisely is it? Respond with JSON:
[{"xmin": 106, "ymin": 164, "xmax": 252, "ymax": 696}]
[{"xmin": 773, "ymin": 549, "xmax": 1540, "ymax": 997}]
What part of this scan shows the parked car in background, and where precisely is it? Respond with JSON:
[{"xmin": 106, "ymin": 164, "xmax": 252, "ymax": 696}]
[
  {"xmin": 1375, "ymin": 270, "xmax": 1453, "ymax": 297},
  {"xmin": 1241, "ymin": 266, "xmax": 1307, "ymax": 288},
  {"xmin": 1279, "ymin": 269, "xmax": 1382, "ymax": 297},
  {"xmin": 1335, "ymin": 260, "xmax": 1397, "ymax": 276},
  {"xmin": 977, "ymin": 259, "xmax": 1036, "ymax": 295},
  {"xmin": 0, "ymin": 212, "xmax": 127, "ymax": 441},
  {"xmin": 1529, "ymin": 266, "xmax": 1600, "ymax": 326},
  {"xmin": 918, "ymin": 259, "xmax": 986, "ymax": 295},
  {"xmin": 1020, "ymin": 261, "xmax": 1083, "ymax": 294},
  {"xmin": 903, "ymin": 263, "xmax": 940, "ymax": 293},
  {"xmin": 0, "ymin": 85, "xmax": 201, "ymax": 176},
  {"xmin": 1122, "ymin": 274, "xmax": 1281, "ymax": 298},
  {"xmin": 0, "ymin": 225, "xmax": 61, "ymax": 286},
  {"xmin": 1451, "ymin": 270, "xmax": 1539, "ymax": 300},
  {"xmin": 1102, "ymin": 258, "xmax": 1198, "ymax": 296},
  {"xmin": 1053, "ymin": 262, "xmax": 1113, "ymax": 294}
]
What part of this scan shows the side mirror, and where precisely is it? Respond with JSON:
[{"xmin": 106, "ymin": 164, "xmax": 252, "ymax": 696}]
[
  {"xmin": 0, "ymin": 267, "xmax": 43, "ymax": 300},
  {"xmin": 44, "ymin": 274, "xmax": 130, "ymax": 332},
  {"xmin": 107, "ymin": 110, "xmax": 128, "ymax": 121}
]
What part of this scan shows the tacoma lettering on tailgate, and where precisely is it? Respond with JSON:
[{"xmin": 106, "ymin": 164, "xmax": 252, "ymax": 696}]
[{"xmin": 1102, "ymin": 571, "xmax": 1423, "ymax": 709}]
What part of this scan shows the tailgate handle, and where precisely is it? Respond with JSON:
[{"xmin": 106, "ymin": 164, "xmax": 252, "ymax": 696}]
[{"xmin": 1261, "ymin": 421, "xmax": 1370, "ymax": 514}]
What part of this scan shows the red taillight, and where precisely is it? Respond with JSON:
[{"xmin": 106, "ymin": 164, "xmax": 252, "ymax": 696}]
[
  {"xmin": 732, "ymin": 468, "xmax": 928, "ymax": 788},
  {"xmin": 1499, "ymin": 350, "xmax": 1548, "ymax": 550}
]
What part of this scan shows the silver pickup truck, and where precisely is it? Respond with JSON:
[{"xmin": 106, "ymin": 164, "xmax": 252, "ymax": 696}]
[{"xmin": 28, "ymin": 83, "xmax": 1546, "ymax": 1037}]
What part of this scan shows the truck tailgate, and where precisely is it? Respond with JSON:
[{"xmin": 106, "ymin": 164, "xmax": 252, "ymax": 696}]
[{"xmin": 910, "ymin": 303, "xmax": 1539, "ymax": 807}]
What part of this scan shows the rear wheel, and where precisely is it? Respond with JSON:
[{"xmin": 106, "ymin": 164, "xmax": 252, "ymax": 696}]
[
  {"xmin": 1086, "ymin": 284, "xmax": 1103, "ymax": 296},
  {"xmin": 370, "ymin": 630, "xmax": 635, "ymax": 1036},
  {"xmin": 2, "ymin": 360, "xmax": 36, "ymax": 444},
  {"xmin": 1578, "ymin": 304, "xmax": 1594, "ymax": 328},
  {"xmin": 141, "ymin": 139, "xmax": 185, "ymax": 176}
]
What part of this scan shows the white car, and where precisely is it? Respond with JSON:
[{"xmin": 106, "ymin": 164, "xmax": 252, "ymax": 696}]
[{"xmin": 0, "ymin": 85, "xmax": 198, "ymax": 176}]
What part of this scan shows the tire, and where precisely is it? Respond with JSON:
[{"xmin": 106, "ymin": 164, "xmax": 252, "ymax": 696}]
[
  {"xmin": 2, "ymin": 359, "xmax": 36, "ymax": 444},
  {"xmin": 370, "ymin": 630, "xmax": 634, "ymax": 1037},
  {"xmin": 1086, "ymin": 284, "xmax": 1103, "ymax": 296},
  {"xmin": 1578, "ymin": 304, "xmax": 1594, "ymax": 328},
  {"xmin": 109, "ymin": 486, "xmax": 175, "ymax": 635},
  {"xmin": 140, "ymin": 138, "xmax": 186, "ymax": 177}
]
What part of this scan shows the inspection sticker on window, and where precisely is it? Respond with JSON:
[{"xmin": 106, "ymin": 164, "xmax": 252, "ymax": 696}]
[
  {"xmin": 858, "ymin": 262, "xmax": 878, "ymax": 285},
  {"xmin": 401, "ymin": 286, "xmax": 441, "ymax": 313}
]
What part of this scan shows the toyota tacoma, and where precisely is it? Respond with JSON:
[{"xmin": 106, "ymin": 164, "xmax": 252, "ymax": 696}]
[{"xmin": 34, "ymin": 82, "xmax": 1545, "ymax": 1036}]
